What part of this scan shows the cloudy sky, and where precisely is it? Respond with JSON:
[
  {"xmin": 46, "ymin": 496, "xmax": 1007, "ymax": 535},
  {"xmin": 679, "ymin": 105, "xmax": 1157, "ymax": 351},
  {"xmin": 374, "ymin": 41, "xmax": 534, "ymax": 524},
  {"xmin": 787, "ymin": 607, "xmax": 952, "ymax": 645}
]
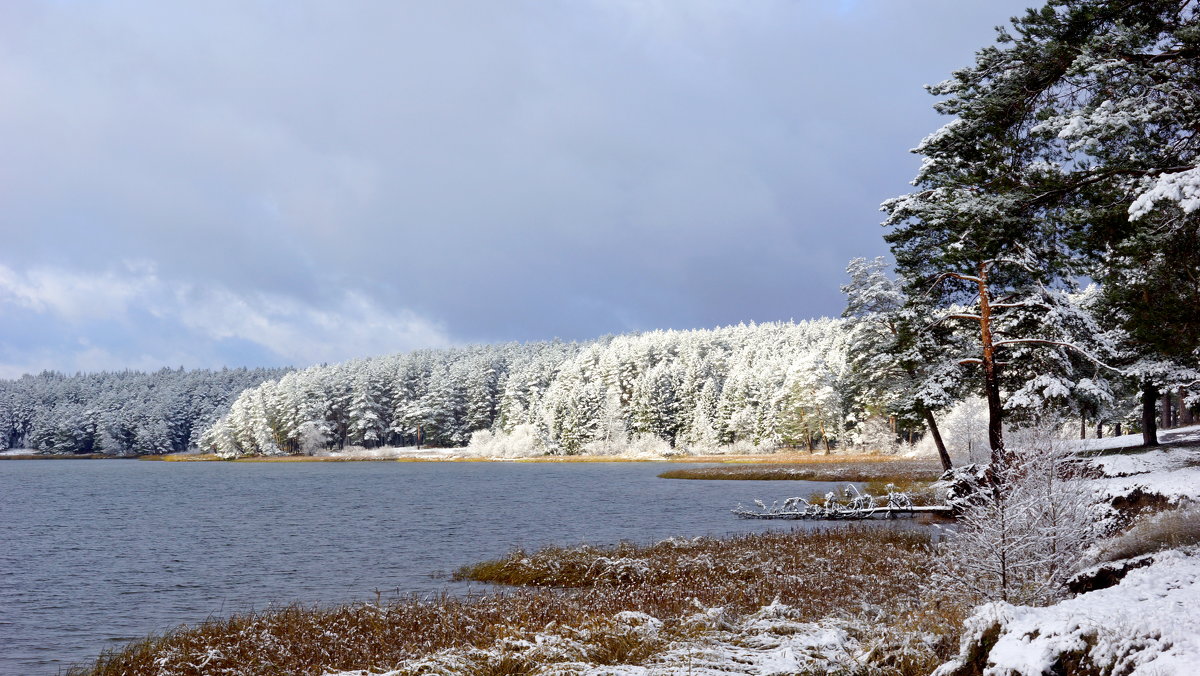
[{"xmin": 0, "ymin": 0, "xmax": 1033, "ymax": 378}]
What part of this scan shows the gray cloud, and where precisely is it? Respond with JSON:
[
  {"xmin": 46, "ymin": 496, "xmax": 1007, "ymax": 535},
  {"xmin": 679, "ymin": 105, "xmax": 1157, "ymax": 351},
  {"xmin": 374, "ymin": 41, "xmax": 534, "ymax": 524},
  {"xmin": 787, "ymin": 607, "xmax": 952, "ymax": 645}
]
[{"xmin": 0, "ymin": 0, "xmax": 1033, "ymax": 375}]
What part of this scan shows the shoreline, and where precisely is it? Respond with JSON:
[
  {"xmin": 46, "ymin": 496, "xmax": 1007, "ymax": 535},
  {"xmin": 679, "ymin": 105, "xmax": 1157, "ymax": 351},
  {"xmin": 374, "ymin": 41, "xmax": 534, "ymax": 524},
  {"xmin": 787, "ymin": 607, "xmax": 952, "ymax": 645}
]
[{"xmin": 2, "ymin": 449, "xmax": 929, "ymax": 464}]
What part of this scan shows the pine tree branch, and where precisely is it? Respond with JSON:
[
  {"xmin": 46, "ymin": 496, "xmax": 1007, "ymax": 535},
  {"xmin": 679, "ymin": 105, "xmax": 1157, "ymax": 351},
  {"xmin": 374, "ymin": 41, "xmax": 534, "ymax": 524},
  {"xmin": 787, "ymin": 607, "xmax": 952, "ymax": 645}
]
[{"xmin": 993, "ymin": 339, "xmax": 1124, "ymax": 373}]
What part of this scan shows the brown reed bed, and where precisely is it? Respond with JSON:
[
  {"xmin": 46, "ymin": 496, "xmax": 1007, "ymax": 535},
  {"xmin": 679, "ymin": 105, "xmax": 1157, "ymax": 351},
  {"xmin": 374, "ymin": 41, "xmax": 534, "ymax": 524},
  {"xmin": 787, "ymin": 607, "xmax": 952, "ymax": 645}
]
[
  {"xmin": 71, "ymin": 526, "xmax": 958, "ymax": 676},
  {"xmin": 658, "ymin": 458, "xmax": 945, "ymax": 483}
]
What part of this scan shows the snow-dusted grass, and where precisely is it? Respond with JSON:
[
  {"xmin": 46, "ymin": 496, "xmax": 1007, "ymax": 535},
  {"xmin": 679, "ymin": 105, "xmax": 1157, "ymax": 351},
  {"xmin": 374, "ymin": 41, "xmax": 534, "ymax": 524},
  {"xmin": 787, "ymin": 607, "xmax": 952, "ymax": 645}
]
[
  {"xmin": 1095, "ymin": 505, "xmax": 1200, "ymax": 563},
  {"xmin": 71, "ymin": 527, "xmax": 956, "ymax": 676}
]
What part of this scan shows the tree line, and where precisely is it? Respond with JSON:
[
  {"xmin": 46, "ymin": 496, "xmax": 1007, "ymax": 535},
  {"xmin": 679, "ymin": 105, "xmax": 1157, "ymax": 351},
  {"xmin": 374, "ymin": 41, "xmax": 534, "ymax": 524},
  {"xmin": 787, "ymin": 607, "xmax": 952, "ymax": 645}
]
[
  {"xmin": 198, "ymin": 322, "xmax": 870, "ymax": 457},
  {"xmin": 0, "ymin": 368, "xmax": 289, "ymax": 455}
]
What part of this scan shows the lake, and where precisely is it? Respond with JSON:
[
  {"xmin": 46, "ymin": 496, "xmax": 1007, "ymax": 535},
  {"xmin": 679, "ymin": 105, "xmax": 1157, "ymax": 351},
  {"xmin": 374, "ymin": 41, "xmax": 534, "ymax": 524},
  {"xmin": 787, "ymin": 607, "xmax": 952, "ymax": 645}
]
[{"xmin": 0, "ymin": 459, "xmax": 910, "ymax": 675}]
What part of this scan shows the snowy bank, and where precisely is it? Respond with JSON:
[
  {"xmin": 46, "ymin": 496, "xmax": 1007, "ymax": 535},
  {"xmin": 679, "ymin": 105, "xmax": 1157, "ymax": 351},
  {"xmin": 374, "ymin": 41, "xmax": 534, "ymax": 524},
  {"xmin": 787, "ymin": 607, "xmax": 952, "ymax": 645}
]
[
  {"xmin": 931, "ymin": 425, "xmax": 1200, "ymax": 675},
  {"xmin": 935, "ymin": 547, "xmax": 1200, "ymax": 676}
]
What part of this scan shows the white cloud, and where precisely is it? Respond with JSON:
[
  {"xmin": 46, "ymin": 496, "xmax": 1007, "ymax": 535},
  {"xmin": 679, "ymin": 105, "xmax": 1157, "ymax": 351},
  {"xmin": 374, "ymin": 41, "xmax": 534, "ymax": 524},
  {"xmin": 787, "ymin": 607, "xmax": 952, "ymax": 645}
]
[
  {"xmin": 168, "ymin": 284, "xmax": 451, "ymax": 367},
  {"xmin": 0, "ymin": 262, "xmax": 152, "ymax": 321},
  {"xmin": 0, "ymin": 262, "xmax": 451, "ymax": 376}
]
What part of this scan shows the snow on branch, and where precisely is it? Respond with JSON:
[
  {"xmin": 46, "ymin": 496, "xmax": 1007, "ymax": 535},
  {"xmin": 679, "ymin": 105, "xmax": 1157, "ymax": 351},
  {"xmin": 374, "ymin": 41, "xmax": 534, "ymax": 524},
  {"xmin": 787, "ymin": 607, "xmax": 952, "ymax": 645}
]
[
  {"xmin": 1129, "ymin": 163, "xmax": 1200, "ymax": 220},
  {"xmin": 992, "ymin": 338, "xmax": 1125, "ymax": 373}
]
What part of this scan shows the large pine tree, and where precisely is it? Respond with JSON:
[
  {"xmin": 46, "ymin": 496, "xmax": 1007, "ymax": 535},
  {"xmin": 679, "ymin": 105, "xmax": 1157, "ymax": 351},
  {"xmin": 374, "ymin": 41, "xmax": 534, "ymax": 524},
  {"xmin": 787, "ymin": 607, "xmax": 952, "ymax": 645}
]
[{"xmin": 885, "ymin": 0, "xmax": 1200, "ymax": 449}]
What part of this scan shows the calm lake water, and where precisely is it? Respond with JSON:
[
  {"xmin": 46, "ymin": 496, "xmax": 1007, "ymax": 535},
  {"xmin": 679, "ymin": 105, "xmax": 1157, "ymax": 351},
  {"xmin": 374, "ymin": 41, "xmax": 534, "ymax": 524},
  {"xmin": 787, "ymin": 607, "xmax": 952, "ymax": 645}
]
[{"xmin": 1, "ymin": 459, "xmax": 904, "ymax": 675}]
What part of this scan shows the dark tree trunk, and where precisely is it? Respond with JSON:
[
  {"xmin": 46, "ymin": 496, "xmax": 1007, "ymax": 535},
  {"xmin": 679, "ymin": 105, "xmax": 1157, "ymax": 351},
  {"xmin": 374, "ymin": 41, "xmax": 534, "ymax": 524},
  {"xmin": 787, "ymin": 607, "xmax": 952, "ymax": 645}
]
[
  {"xmin": 1115, "ymin": 422, "xmax": 1123, "ymax": 437},
  {"xmin": 1080, "ymin": 413, "xmax": 1087, "ymax": 440},
  {"xmin": 1182, "ymin": 389, "xmax": 1196, "ymax": 426},
  {"xmin": 1142, "ymin": 383, "xmax": 1160, "ymax": 447},
  {"xmin": 1096, "ymin": 421, "xmax": 1103, "ymax": 438},
  {"xmin": 1161, "ymin": 394, "xmax": 1172, "ymax": 430},
  {"xmin": 922, "ymin": 407, "xmax": 953, "ymax": 471}
]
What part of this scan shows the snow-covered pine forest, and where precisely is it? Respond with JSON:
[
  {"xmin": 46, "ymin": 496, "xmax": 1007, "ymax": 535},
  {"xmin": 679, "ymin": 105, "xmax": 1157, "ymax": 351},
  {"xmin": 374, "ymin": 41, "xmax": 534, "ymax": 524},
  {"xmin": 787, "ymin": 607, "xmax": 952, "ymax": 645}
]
[
  {"xmin": 198, "ymin": 321, "xmax": 867, "ymax": 458},
  {"xmin": 0, "ymin": 368, "xmax": 288, "ymax": 455}
]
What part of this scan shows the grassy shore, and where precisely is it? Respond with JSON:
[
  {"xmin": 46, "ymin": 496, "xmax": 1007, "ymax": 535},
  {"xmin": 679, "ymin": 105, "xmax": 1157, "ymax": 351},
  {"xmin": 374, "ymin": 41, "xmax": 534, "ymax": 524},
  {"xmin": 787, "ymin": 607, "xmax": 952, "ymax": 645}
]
[
  {"xmin": 70, "ymin": 526, "xmax": 958, "ymax": 676},
  {"xmin": 658, "ymin": 458, "xmax": 945, "ymax": 483}
]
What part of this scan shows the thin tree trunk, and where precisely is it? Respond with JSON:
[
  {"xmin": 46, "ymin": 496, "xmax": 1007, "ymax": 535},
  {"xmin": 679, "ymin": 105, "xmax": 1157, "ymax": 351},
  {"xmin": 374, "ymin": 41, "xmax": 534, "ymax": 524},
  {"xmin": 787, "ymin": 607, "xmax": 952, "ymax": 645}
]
[
  {"xmin": 1080, "ymin": 412, "xmax": 1087, "ymax": 440},
  {"xmin": 1115, "ymin": 422, "xmax": 1122, "ymax": 437},
  {"xmin": 1096, "ymin": 421, "xmax": 1103, "ymax": 438},
  {"xmin": 921, "ymin": 406, "xmax": 952, "ymax": 471},
  {"xmin": 1182, "ymin": 389, "xmax": 1196, "ymax": 426},
  {"xmin": 1161, "ymin": 394, "xmax": 1172, "ymax": 430},
  {"xmin": 1142, "ymin": 384, "xmax": 1159, "ymax": 447}
]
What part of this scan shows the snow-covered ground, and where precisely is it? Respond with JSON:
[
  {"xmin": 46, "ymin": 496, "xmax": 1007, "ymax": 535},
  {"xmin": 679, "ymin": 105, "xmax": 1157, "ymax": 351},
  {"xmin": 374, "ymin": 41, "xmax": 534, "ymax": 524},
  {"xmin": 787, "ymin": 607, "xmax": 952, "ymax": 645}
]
[
  {"xmin": 0, "ymin": 448, "xmax": 34, "ymax": 456},
  {"xmin": 1091, "ymin": 425, "xmax": 1200, "ymax": 506},
  {"xmin": 312, "ymin": 445, "xmax": 466, "ymax": 460},
  {"xmin": 937, "ymin": 548, "xmax": 1200, "ymax": 676}
]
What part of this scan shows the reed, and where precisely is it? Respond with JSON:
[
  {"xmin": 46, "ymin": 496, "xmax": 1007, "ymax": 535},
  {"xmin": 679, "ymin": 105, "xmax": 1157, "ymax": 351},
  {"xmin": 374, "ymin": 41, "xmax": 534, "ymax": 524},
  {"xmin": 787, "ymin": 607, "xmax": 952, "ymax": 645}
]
[
  {"xmin": 658, "ymin": 459, "xmax": 944, "ymax": 483},
  {"xmin": 71, "ymin": 527, "xmax": 956, "ymax": 676}
]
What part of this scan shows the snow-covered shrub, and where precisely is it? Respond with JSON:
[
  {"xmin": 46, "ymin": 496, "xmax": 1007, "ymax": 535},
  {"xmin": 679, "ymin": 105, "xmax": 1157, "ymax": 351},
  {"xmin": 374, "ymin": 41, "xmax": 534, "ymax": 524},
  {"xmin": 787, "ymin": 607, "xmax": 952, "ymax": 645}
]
[
  {"xmin": 466, "ymin": 424, "xmax": 543, "ymax": 457},
  {"xmin": 580, "ymin": 431, "xmax": 671, "ymax": 457},
  {"xmin": 297, "ymin": 421, "xmax": 328, "ymax": 455},
  {"xmin": 851, "ymin": 415, "xmax": 900, "ymax": 454},
  {"xmin": 934, "ymin": 436, "xmax": 1098, "ymax": 606},
  {"xmin": 931, "ymin": 463, "xmax": 990, "ymax": 513}
]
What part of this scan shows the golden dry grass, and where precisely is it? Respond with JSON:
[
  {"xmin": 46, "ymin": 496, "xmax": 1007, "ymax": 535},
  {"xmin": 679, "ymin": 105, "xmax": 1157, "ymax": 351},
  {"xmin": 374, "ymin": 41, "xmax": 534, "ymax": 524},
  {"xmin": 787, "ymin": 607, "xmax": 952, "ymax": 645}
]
[
  {"xmin": 658, "ymin": 458, "xmax": 945, "ymax": 483},
  {"xmin": 139, "ymin": 453, "xmax": 225, "ymax": 462},
  {"xmin": 72, "ymin": 527, "xmax": 960, "ymax": 676},
  {"xmin": 671, "ymin": 452, "xmax": 912, "ymax": 464}
]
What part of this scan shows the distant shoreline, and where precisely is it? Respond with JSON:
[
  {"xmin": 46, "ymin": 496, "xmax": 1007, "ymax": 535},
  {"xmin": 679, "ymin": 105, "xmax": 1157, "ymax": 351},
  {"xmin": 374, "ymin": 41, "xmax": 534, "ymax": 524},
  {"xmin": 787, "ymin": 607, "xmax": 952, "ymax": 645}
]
[{"xmin": 0, "ymin": 450, "xmax": 922, "ymax": 465}]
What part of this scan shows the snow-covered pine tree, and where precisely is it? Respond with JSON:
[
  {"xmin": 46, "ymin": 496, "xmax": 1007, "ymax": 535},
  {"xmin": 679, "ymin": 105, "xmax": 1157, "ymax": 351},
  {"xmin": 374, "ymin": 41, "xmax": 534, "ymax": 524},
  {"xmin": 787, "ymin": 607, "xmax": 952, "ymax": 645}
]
[
  {"xmin": 887, "ymin": 0, "xmax": 1200, "ymax": 448},
  {"xmin": 841, "ymin": 257, "xmax": 961, "ymax": 468}
]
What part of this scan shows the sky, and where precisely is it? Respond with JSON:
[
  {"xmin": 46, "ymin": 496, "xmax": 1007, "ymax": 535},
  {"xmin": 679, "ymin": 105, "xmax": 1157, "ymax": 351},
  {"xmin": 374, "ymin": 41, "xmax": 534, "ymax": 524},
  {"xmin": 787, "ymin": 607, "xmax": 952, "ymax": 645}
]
[{"xmin": 0, "ymin": 0, "xmax": 1035, "ymax": 378}]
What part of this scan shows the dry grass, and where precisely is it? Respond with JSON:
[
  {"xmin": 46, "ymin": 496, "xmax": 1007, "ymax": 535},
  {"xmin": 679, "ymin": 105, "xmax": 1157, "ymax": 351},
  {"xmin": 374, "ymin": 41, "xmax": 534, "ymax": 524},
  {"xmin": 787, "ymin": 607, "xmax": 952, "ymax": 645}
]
[
  {"xmin": 139, "ymin": 453, "xmax": 226, "ymax": 462},
  {"xmin": 1096, "ymin": 504, "xmax": 1200, "ymax": 563},
  {"xmin": 71, "ymin": 527, "xmax": 957, "ymax": 676},
  {"xmin": 671, "ymin": 452, "xmax": 916, "ymax": 464},
  {"xmin": 658, "ymin": 459, "xmax": 945, "ymax": 484}
]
